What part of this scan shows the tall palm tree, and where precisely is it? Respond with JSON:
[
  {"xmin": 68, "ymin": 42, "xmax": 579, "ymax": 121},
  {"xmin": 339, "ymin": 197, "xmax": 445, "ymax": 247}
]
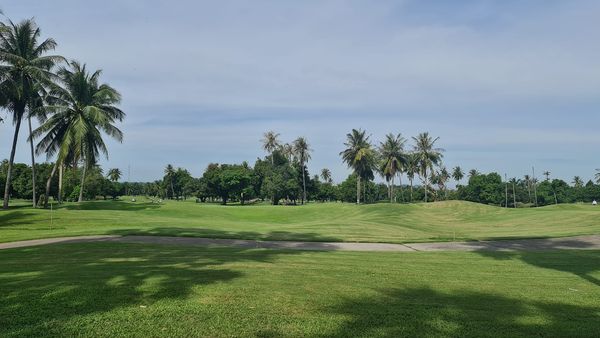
[
  {"xmin": 32, "ymin": 61, "xmax": 124, "ymax": 203},
  {"xmin": 293, "ymin": 137, "xmax": 311, "ymax": 205},
  {"xmin": 595, "ymin": 169, "xmax": 600, "ymax": 184},
  {"xmin": 439, "ymin": 166, "xmax": 450, "ymax": 199},
  {"xmin": 405, "ymin": 153, "xmax": 418, "ymax": 202},
  {"xmin": 164, "ymin": 164, "xmax": 175, "ymax": 199},
  {"xmin": 452, "ymin": 166, "xmax": 464, "ymax": 185},
  {"xmin": 320, "ymin": 168, "xmax": 332, "ymax": 183},
  {"xmin": 340, "ymin": 129, "xmax": 374, "ymax": 204},
  {"xmin": 107, "ymin": 168, "xmax": 122, "ymax": 182},
  {"xmin": 261, "ymin": 131, "xmax": 280, "ymax": 165},
  {"xmin": 0, "ymin": 18, "xmax": 63, "ymax": 209},
  {"xmin": 543, "ymin": 171, "xmax": 551, "ymax": 182},
  {"xmin": 412, "ymin": 132, "xmax": 444, "ymax": 202},
  {"xmin": 378, "ymin": 133, "xmax": 407, "ymax": 203},
  {"xmin": 280, "ymin": 143, "xmax": 294, "ymax": 163}
]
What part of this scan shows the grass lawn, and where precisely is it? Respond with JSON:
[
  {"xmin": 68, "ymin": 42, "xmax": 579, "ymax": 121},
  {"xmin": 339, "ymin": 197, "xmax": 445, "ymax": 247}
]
[
  {"xmin": 0, "ymin": 242, "xmax": 599, "ymax": 337},
  {"xmin": 1, "ymin": 198, "xmax": 599, "ymax": 244}
]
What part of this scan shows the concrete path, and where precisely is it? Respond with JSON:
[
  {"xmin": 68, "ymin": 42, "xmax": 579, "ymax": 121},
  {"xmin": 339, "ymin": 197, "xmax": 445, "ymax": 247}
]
[{"xmin": 2, "ymin": 234, "xmax": 600, "ymax": 252}]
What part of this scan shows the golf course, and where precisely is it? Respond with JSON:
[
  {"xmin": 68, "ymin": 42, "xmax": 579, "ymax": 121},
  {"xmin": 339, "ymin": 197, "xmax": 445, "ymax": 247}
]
[{"xmin": 1, "ymin": 200, "xmax": 600, "ymax": 337}]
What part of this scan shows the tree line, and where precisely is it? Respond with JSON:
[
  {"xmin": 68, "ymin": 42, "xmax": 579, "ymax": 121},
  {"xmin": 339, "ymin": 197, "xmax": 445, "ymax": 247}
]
[{"xmin": 0, "ymin": 16, "xmax": 125, "ymax": 209}]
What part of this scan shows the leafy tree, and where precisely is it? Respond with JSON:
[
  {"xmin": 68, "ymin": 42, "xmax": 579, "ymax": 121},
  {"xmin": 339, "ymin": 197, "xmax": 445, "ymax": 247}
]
[
  {"xmin": 164, "ymin": 164, "xmax": 175, "ymax": 199},
  {"xmin": 0, "ymin": 18, "xmax": 63, "ymax": 209},
  {"xmin": 412, "ymin": 132, "xmax": 444, "ymax": 202},
  {"xmin": 320, "ymin": 168, "xmax": 332, "ymax": 183},
  {"xmin": 378, "ymin": 133, "xmax": 407, "ymax": 203}
]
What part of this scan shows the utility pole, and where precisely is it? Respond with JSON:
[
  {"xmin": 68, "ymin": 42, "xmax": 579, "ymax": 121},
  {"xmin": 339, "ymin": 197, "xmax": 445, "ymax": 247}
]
[{"xmin": 532, "ymin": 166, "xmax": 538, "ymax": 207}]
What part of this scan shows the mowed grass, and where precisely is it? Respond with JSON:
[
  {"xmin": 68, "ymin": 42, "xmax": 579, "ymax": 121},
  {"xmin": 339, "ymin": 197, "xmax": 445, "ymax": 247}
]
[
  {"xmin": 0, "ymin": 242, "xmax": 599, "ymax": 337},
  {"xmin": 1, "ymin": 198, "xmax": 600, "ymax": 243},
  {"xmin": 0, "ymin": 198, "xmax": 600, "ymax": 243}
]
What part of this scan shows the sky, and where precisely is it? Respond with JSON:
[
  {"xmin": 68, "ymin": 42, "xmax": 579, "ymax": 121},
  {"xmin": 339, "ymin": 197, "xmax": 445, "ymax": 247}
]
[{"xmin": 1, "ymin": 0, "xmax": 599, "ymax": 183}]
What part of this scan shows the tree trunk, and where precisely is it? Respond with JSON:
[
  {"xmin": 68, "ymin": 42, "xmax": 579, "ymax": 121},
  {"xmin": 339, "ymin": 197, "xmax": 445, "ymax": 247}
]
[
  {"xmin": 3, "ymin": 117, "xmax": 23, "ymax": 210},
  {"xmin": 390, "ymin": 176, "xmax": 394, "ymax": 203},
  {"xmin": 398, "ymin": 174, "xmax": 404, "ymax": 203},
  {"xmin": 356, "ymin": 175, "xmax": 361, "ymax": 204},
  {"xmin": 409, "ymin": 178, "xmax": 413, "ymax": 202},
  {"xmin": 58, "ymin": 163, "xmax": 63, "ymax": 203},
  {"xmin": 424, "ymin": 169, "xmax": 428, "ymax": 202},
  {"xmin": 28, "ymin": 117, "xmax": 37, "ymax": 208},
  {"xmin": 78, "ymin": 162, "xmax": 87, "ymax": 202},
  {"xmin": 44, "ymin": 161, "xmax": 58, "ymax": 208},
  {"xmin": 302, "ymin": 162, "xmax": 306, "ymax": 205}
]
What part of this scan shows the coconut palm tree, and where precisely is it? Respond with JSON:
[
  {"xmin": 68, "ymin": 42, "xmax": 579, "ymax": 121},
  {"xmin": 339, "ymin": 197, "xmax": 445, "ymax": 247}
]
[
  {"xmin": 572, "ymin": 176, "xmax": 583, "ymax": 188},
  {"xmin": 452, "ymin": 166, "xmax": 464, "ymax": 185},
  {"xmin": 107, "ymin": 168, "xmax": 122, "ymax": 182},
  {"xmin": 32, "ymin": 61, "xmax": 124, "ymax": 203},
  {"xmin": 439, "ymin": 166, "xmax": 450, "ymax": 199},
  {"xmin": 261, "ymin": 131, "xmax": 280, "ymax": 165},
  {"xmin": 468, "ymin": 169, "xmax": 479, "ymax": 179},
  {"xmin": 405, "ymin": 153, "xmax": 418, "ymax": 202},
  {"xmin": 293, "ymin": 137, "xmax": 311, "ymax": 205},
  {"xmin": 164, "ymin": 164, "xmax": 175, "ymax": 199},
  {"xmin": 0, "ymin": 18, "xmax": 63, "ymax": 209},
  {"xmin": 340, "ymin": 129, "xmax": 375, "ymax": 204},
  {"xmin": 280, "ymin": 143, "xmax": 294, "ymax": 163},
  {"xmin": 378, "ymin": 133, "xmax": 407, "ymax": 203},
  {"xmin": 320, "ymin": 168, "xmax": 332, "ymax": 183},
  {"xmin": 412, "ymin": 132, "xmax": 444, "ymax": 202},
  {"xmin": 543, "ymin": 171, "xmax": 551, "ymax": 182},
  {"xmin": 595, "ymin": 169, "xmax": 600, "ymax": 184}
]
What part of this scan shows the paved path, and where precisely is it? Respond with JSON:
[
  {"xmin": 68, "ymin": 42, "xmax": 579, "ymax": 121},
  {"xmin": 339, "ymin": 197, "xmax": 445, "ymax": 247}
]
[{"xmin": 2, "ymin": 234, "xmax": 600, "ymax": 252}]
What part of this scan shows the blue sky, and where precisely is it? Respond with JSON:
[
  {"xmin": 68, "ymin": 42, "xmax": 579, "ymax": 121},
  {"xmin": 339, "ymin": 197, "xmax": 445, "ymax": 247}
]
[{"xmin": 1, "ymin": 0, "xmax": 599, "ymax": 183}]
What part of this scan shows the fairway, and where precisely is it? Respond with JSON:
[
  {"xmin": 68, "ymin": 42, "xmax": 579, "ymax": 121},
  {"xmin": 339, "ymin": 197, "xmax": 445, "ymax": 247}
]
[
  {"xmin": 1, "ymin": 199, "xmax": 600, "ymax": 244},
  {"xmin": 1, "ymin": 242, "xmax": 599, "ymax": 337}
]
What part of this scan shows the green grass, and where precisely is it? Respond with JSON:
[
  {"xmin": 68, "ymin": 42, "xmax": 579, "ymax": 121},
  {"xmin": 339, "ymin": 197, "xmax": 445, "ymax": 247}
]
[
  {"xmin": 1, "ymin": 242, "xmax": 599, "ymax": 337},
  {"xmin": 1, "ymin": 198, "xmax": 600, "ymax": 244}
]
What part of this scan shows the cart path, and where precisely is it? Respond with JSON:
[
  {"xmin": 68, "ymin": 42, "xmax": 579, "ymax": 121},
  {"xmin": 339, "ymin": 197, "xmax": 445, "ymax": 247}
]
[{"xmin": 2, "ymin": 234, "xmax": 600, "ymax": 252}]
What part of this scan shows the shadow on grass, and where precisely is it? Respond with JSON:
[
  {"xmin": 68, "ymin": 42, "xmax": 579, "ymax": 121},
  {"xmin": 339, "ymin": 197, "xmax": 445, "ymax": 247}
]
[
  {"xmin": 475, "ymin": 249, "xmax": 600, "ymax": 287},
  {"xmin": 108, "ymin": 227, "xmax": 342, "ymax": 242},
  {"xmin": 324, "ymin": 286, "xmax": 600, "ymax": 337},
  {"xmin": 0, "ymin": 210, "xmax": 39, "ymax": 228},
  {"xmin": 59, "ymin": 199, "xmax": 162, "ymax": 211},
  {"xmin": 0, "ymin": 242, "xmax": 300, "ymax": 337}
]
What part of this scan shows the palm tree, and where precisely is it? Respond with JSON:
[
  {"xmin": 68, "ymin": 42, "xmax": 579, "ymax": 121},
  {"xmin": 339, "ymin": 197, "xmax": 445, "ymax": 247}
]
[
  {"xmin": 378, "ymin": 133, "xmax": 407, "ymax": 203},
  {"xmin": 107, "ymin": 168, "xmax": 122, "ymax": 182},
  {"xmin": 164, "ymin": 164, "xmax": 175, "ymax": 199},
  {"xmin": 439, "ymin": 166, "xmax": 450, "ymax": 199},
  {"xmin": 523, "ymin": 174, "xmax": 532, "ymax": 203},
  {"xmin": 320, "ymin": 168, "xmax": 332, "ymax": 183},
  {"xmin": 32, "ymin": 61, "xmax": 124, "ymax": 203},
  {"xmin": 261, "ymin": 131, "xmax": 280, "ymax": 165},
  {"xmin": 595, "ymin": 169, "xmax": 600, "ymax": 184},
  {"xmin": 0, "ymin": 18, "xmax": 63, "ymax": 209},
  {"xmin": 280, "ymin": 143, "xmax": 294, "ymax": 163},
  {"xmin": 572, "ymin": 176, "xmax": 583, "ymax": 188},
  {"xmin": 340, "ymin": 129, "xmax": 375, "ymax": 204},
  {"xmin": 543, "ymin": 171, "xmax": 551, "ymax": 182},
  {"xmin": 293, "ymin": 137, "xmax": 311, "ymax": 205},
  {"xmin": 452, "ymin": 166, "xmax": 464, "ymax": 185},
  {"xmin": 412, "ymin": 132, "xmax": 444, "ymax": 202},
  {"xmin": 405, "ymin": 153, "xmax": 418, "ymax": 202},
  {"xmin": 468, "ymin": 169, "xmax": 479, "ymax": 179}
]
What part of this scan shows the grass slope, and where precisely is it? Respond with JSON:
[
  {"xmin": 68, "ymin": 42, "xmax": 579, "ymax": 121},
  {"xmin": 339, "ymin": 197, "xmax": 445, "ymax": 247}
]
[
  {"xmin": 1, "ymin": 242, "xmax": 599, "ymax": 337},
  {"xmin": 1, "ymin": 198, "xmax": 600, "ymax": 243}
]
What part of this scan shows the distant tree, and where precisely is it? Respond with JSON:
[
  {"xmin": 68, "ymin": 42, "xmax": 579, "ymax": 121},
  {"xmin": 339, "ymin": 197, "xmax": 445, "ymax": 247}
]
[
  {"xmin": 280, "ymin": 143, "xmax": 294, "ymax": 163},
  {"xmin": 107, "ymin": 168, "xmax": 122, "ymax": 182},
  {"xmin": 378, "ymin": 133, "xmax": 407, "ymax": 203},
  {"xmin": 1, "ymin": 18, "xmax": 63, "ymax": 209},
  {"xmin": 320, "ymin": 168, "xmax": 332, "ymax": 183},
  {"xmin": 293, "ymin": 137, "xmax": 311, "ymax": 205},
  {"xmin": 523, "ymin": 174, "xmax": 532, "ymax": 203},
  {"xmin": 261, "ymin": 131, "xmax": 280, "ymax": 165},
  {"xmin": 595, "ymin": 169, "xmax": 600, "ymax": 184},
  {"xmin": 340, "ymin": 129, "xmax": 375, "ymax": 204},
  {"xmin": 543, "ymin": 171, "xmax": 551, "ymax": 182},
  {"xmin": 468, "ymin": 169, "xmax": 479, "ymax": 179},
  {"xmin": 412, "ymin": 132, "xmax": 444, "ymax": 202},
  {"xmin": 572, "ymin": 176, "xmax": 583, "ymax": 188},
  {"xmin": 164, "ymin": 164, "xmax": 175, "ymax": 199},
  {"xmin": 405, "ymin": 153, "xmax": 418, "ymax": 202},
  {"xmin": 452, "ymin": 166, "xmax": 464, "ymax": 185}
]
